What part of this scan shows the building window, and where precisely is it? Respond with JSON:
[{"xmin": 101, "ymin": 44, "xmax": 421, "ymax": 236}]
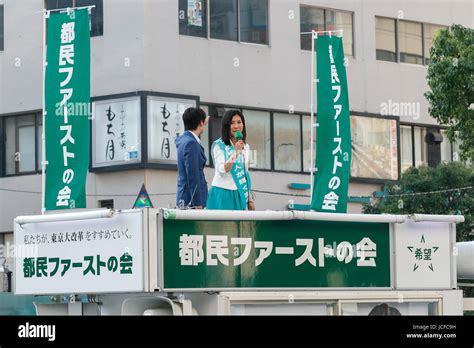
[
  {"xmin": 3, "ymin": 114, "xmax": 41, "ymax": 176},
  {"xmin": 414, "ymin": 126, "xmax": 428, "ymax": 167},
  {"xmin": 0, "ymin": 5, "xmax": 4, "ymax": 51},
  {"xmin": 375, "ymin": 17, "xmax": 396, "ymax": 62},
  {"xmin": 243, "ymin": 109, "xmax": 271, "ymax": 170},
  {"xmin": 401, "ymin": 125, "xmax": 449, "ymax": 170},
  {"xmin": 351, "ymin": 116, "xmax": 399, "ymax": 181},
  {"xmin": 205, "ymin": 106, "xmax": 271, "ymax": 170},
  {"xmin": 440, "ymin": 129, "xmax": 452, "ymax": 163},
  {"xmin": 239, "ymin": 0, "xmax": 268, "ymax": 44},
  {"xmin": 99, "ymin": 199, "xmax": 113, "ymax": 209},
  {"xmin": 207, "ymin": 106, "xmax": 245, "ymax": 167},
  {"xmin": 46, "ymin": 0, "xmax": 103, "ymax": 37},
  {"xmin": 300, "ymin": 6, "xmax": 324, "ymax": 51},
  {"xmin": 376, "ymin": 16, "xmax": 446, "ymax": 66},
  {"xmin": 273, "ymin": 113, "xmax": 301, "ymax": 172},
  {"xmin": 208, "ymin": 106, "xmax": 228, "ymax": 152},
  {"xmin": 325, "ymin": 9, "xmax": 353, "ymax": 56},
  {"xmin": 210, "ymin": 0, "xmax": 238, "ymax": 41},
  {"xmin": 399, "ymin": 20, "xmax": 422, "ymax": 65},
  {"xmin": 424, "ymin": 24, "xmax": 445, "ymax": 65},
  {"xmin": 400, "ymin": 125, "xmax": 413, "ymax": 172},
  {"xmin": 180, "ymin": 0, "xmax": 269, "ymax": 45},
  {"xmin": 300, "ymin": 6, "xmax": 353, "ymax": 56},
  {"xmin": 76, "ymin": 0, "xmax": 103, "ymax": 37},
  {"xmin": 302, "ymin": 116, "xmax": 316, "ymax": 173},
  {"xmin": 46, "ymin": 0, "xmax": 72, "ymax": 10},
  {"xmin": 179, "ymin": 0, "xmax": 207, "ymax": 38}
]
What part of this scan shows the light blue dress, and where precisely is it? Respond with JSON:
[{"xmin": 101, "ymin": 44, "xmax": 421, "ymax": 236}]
[
  {"xmin": 206, "ymin": 186, "xmax": 245, "ymax": 210},
  {"xmin": 206, "ymin": 138, "xmax": 251, "ymax": 210}
]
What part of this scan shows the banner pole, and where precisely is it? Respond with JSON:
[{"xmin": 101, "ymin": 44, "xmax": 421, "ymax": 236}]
[
  {"xmin": 310, "ymin": 31, "xmax": 316, "ymax": 203},
  {"xmin": 41, "ymin": 10, "xmax": 49, "ymax": 215}
]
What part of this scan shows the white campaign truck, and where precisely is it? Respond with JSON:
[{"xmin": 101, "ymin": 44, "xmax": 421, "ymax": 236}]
[{"xmin": 12, "ymin": 208, "xmax": 473, "ymax": 315}]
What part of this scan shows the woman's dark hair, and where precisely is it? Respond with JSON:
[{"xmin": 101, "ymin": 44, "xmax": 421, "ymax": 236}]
[
  {"xmin": 183, "ymin": 107, "xmax": 206, "ymax": 131},
  {"xmin": 221, "ymin": 110, "xmax": 246, "ymax": 145}
]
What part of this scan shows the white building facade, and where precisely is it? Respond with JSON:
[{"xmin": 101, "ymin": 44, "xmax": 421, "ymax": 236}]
[{"xmin": 0, "ymin": 0, "xmax": 472, "ymax": 246}]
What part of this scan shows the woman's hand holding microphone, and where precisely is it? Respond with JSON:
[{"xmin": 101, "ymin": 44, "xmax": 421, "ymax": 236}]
[
  {"xmin": 224, "ymin": 131, "xmax": 244, "ymax": 172},
  {"xmin": 234, "ymin": 131, "xmax": 244, "ymax": 156}
]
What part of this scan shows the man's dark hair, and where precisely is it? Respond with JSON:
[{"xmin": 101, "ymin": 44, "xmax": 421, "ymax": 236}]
[
  {"xmin": 221, "ymin": 110, "xmax": 246, "ymax": 145},
  {"xmin": 183, "ymin": 107, "xmax": 206, "ymax": 131}
]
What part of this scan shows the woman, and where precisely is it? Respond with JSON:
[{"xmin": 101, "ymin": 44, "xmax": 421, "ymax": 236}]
[{"xmin": 206, "ymin": 110, "xmax": 255, "ymax": 210}]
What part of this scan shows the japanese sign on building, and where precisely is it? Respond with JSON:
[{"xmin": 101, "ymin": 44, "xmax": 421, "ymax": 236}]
[
  {"xmin": 148, "ymin": 96, "xmax": 197, "ymax": 162},
  {"xmin": 92, "ymin": 97, "xmax": 141, "ymax": 167},
  {"xmin": 394, "ymin": 221, "xmax": 453, "ymax": 289},
  {"xmin": 311, "ymin": 36, "xmax": 352, "ymax": 213},
  {"xmin": 14, "ymin": 210, "xmax": 144, "ymax": 295},
  {"xmin": 162, "ymin": 219, "xmax": 391, "ymax": 290},
  {"xmin": 45, "ymin": 9, "xmax": 90, "ymax": 210}
]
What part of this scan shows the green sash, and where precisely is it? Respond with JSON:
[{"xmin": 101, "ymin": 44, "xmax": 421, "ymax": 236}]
[{"xmin": 214, "ymin": 138, "xmax": 251, "ymax": 210}]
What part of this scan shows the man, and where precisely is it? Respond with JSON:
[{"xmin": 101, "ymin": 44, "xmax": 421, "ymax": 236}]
[{"xmin": 176, "ymin": 107, "xmax": 208, "ymax": 209}]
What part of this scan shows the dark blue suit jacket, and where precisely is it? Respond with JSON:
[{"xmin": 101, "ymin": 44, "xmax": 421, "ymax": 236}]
[{"xmin": 176, "ymin": 131, "xmax": 208, "ymax": 208}]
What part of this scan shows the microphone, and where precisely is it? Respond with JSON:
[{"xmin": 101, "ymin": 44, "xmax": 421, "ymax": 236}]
[
  {"xmin": 234, "ymin": 131, "xmax": 245, "ymax": 164},
  {"xmin": 234, "ymin": 131, "xmax": 243, "ymax": 141}
]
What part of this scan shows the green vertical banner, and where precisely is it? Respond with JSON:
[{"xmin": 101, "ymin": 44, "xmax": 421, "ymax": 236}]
[
  {"xmin": 45, "ymin": 9, "xmax": 90, "ymax": 210},
  {"xmin": 311, "ymin": 36, "xmax": 352, "ymax": 213}
]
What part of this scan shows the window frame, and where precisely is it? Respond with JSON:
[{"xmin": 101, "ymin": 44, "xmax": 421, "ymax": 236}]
[
  {"xmin": 299, "ymin": 5, "xmax": 354, "ymax": 57},
  {"xmin": 180, "ymin": 0, "xmax": 270, "ymax": 46},
  {"xmin": 0, "ymin": 106, "xmax": 404, "ymax": 183},
  {"xmin": 349, "ymin": 112, "xmax": 401, "ymax": 184},
  {"xmin": 203, "ymin": 103, "xmax": 275, "ymax": 171},
  {"xmin": 413, "ymin": 125, "xmax": 428, "ymax": 167},
  {"xmin": 209, "ymin": 0, "xmax": 239, "ymax": 42},
  {"xmin": 238, "ymin": 0, "xmax": 269, "ymax": 45},
  {"xmin": 273, "ymin": 112, "xmax": 303, "ymax": 172},
  {"xmin": 301, "ymin": 114, "xmax": 318, "ymax": 174},
  {"xmin": 202, "ymin": 103, "xmax": 302, "ymax": 174},
  {"xmin": 423, "ymin": 23, "xmax": 446, "ymax": 65},
  {"xmin": 399, "ymin": 124, "xmax": 414, "ymax": 172},
  {"xmin": 179, "ymin": 0, "xmax": 208, "ymax": 39},
  {"xmin": 439, "ymin": 129, "xmax": 453, "ymax": 163},
  {"xmin": 398, "ymin": 19, "xmax": 423, "ymax": 65},
  {"xmin": 76, "ymin": 0, "xmax": 104, "ymax": 37},
  {"xmin": 201, "ymin": 104, "xmax": 400, "ymax": 182},
  {"xmin": 90, "ymin": 91, "xmax": 200, "ymax": 173},
  {"xmin": 375, "ymin": 16, "xmax": 397, "ymax": 63},
  {"xmin": 45, "ymin": 0, "xmax": 104, "ymax": 38},
  {"xmin": 0, "ymin": 111, "xmax": 43, "ymax": 177},
  {"xmin": 400, "ymin": 122, "xmax": 452, "ymax": 170},
  {"xmin": 375, "ymin": 15, "xmax": 447, "ymax": 66},
  {"xmin": 98, "ymin": 199, "xmax": 114, "ymax": 209}
]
